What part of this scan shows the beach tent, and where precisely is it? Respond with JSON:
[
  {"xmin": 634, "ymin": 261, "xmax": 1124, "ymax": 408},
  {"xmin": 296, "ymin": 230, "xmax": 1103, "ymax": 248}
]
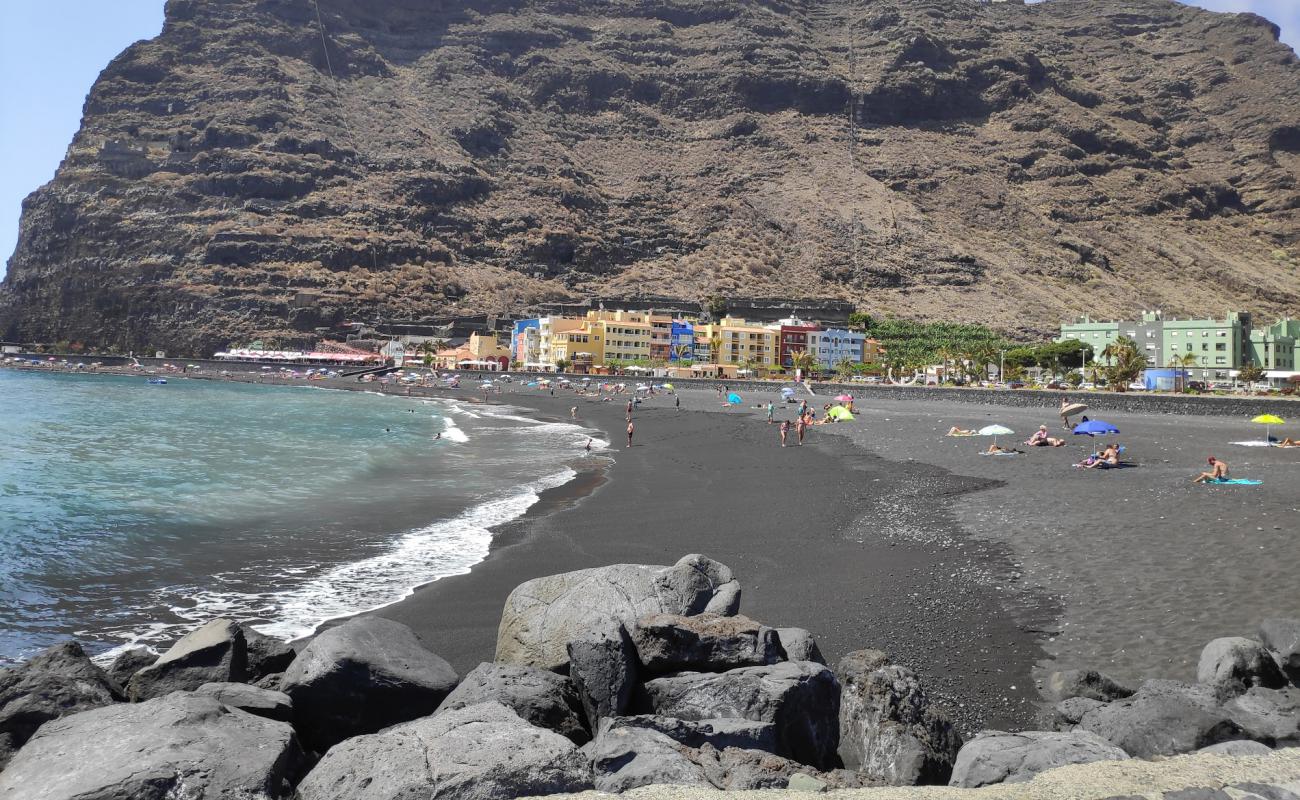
[
  {"xmin": 727, "ymin": 392, "xmax": 742, "ymax": 405},
  {"xmin": 1251, "ymin": 414, "xmax": 1285, "ymax": 443},
  {"xmin": 828, "ymin": 406, "xmax": 854, "ymax": 421},
  {"xmin": 979, "ymin": 424, "xmax": 1014, "ymax": 448}
]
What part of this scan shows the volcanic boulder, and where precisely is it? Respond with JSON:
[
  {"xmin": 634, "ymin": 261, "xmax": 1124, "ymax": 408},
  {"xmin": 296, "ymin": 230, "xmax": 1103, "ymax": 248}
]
[
  {"xmin": 631, "ymin": 612, "xmax": 783, "ymax": 673},
  {"xmin": 567, "ymin": 620, "xmax": 639, "ymax": 724},
  {"xmin": 295, "ymin": 702, "xmax": 592, "ymax": 800},
  {"xmin": 0, "ymin": 641, "xmax": 123, "ymax": 770},
  {"xmin": 1197, "ymin": 637, "xmax": 1288, "ymax": 697},
  {"xmin": 0, "ymin": 692, "xmax": 302, "ymax": 799},
  {"xmin": 128, "ymin": 618, "xmax": 247, "ymax": 701},
  {"xmin": 1077, "ymin": 680, "xmax": 1248, "ymax": 757},
  {"xmin": 196, "ymin": 681, "xmax": 293, "ymax": 722},
  {"xmin": 640, "ymin": 660, "xmax": 840, "ymax": 770},
  {"xmin": 948, "ymin": 730, "xmax": 1129, "ymax": 788},
  {"xmin": 437, "ymin": 662, "xmax": 588, "ymax": 744},
  {"xmin": 497, "ymin": 554, "xmax": 741, "ymax": 671},
  {"xmin": 281, "ymin": 617, "xmax": 458, "ymax": 753},
  {"xmin": 836, "ymin": 649, "xmax": 962, "ymax": 785}
]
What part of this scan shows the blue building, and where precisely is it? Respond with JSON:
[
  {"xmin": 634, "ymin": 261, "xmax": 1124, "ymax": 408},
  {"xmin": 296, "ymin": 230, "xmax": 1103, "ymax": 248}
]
[
  {"xmin": 670, "ymin": 320, "xmax": 695, "ymax": 361},
  {"xmin": 808, "ymin": 328, "xmax": 866, "ymax": 368},
  {"xmin": 511, "ymin": 319, "xmax": 541, "ymax": 363}
]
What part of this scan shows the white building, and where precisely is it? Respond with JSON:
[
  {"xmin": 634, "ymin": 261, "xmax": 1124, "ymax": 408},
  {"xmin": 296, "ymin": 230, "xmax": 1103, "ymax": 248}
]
[{"xmin": 808, "ymin": 328, "xmax": 866, "ymax": 368}]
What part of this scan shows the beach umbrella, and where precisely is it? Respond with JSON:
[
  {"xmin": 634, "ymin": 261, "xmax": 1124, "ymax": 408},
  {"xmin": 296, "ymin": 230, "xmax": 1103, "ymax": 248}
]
[
  {"xmin": 727, "ymin": 392, "xmax": 742, "ymax": 405},
  {"xmin": 663, "ymin": 383, "xmax": 674, "ymax": 390},
  {"xmin": 978, "ymin": 424, "xmax": 1014, "ymax": 448},
  {"xmin": 835, "ymin": 394, "xmax": 854, "ymax": 403},
  {"xmin": 828, "ymin": 405, "xmax": 855, "ymax": 421},
  {"xmin": 1251, "ymin": 414, "xmax": 1285, "ymax": 443},
  {"xmin": 1072, "ymin": 419, "xmax": 1119, "ymax": 455}
]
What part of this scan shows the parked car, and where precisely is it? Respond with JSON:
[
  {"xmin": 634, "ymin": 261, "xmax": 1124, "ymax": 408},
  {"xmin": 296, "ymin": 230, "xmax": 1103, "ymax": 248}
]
[{"xmin": 1006, "ymin": 381, "xmax": 1026, "ymax": 389}]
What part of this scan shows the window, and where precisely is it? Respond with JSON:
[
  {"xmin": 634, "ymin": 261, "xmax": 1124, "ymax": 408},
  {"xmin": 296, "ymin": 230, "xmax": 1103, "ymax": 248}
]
[
  {"xmin": 1147, "ymin": 331, "xmax": 1156, "ymax": 338},
  {"xmin": 1215, "ymin": 343, "xmax": 1226, "ymax": 351},
  {"xmin": 1215, "ymin": 357, "xmax": 1226, "ymax": 365},
  {"xmin": 1201, "ymin": 344, "xmax": 1208, "ymax": 351},
  {"xmin": 1202, "ymin": 331, "xmax": 1210, "ymax": 338},
  {"xmin": 1187, "ymin": 344, "xmax": 1193, "ymax": 352},
  {"xmin": 1171, "ymin": 331, "xmax": 1179, "ymax": 336},
  {"xmin": 1217, "ymin": 330, "xmax": 1228, "ymax": 337}
]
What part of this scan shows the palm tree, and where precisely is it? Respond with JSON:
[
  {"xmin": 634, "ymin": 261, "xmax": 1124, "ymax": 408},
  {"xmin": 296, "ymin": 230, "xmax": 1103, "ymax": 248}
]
[
  {"xmin": 1171, "ymin": 352, "xmax": 1199, "ymax": 392},
  {"xmin": 1101, "ymin": 337, "xmax": 1144, "ymax": 391},
  {"xmin": 790, "ymin": 349, "xmax": 816, "ymax": 376},
  {"xmin": 709, "ymin": 336, "xmax": 723, "ymax": 365}
]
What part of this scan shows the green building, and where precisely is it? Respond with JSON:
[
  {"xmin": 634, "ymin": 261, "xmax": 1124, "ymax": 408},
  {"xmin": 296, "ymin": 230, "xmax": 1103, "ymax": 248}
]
[
  {"xmin": 1248, "ymin": 318, "xmax": 1298, "ymax": 372},
  {"xmin": 1058, "ymin": 316, "xmax": 1120, "ymax": 363},
  {"xmin": 1161, "ymin": 313, "xmax": 1250, "ymax": 381},
  {"xmin": 1059, "ymin": 311, "xmax": 1165, "ymax": 367}
]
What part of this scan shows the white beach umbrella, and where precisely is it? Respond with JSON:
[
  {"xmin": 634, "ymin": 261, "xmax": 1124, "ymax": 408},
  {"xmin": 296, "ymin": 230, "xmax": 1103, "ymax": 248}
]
[{"xmin": 979, "ymin": 424, "xmax": 1014, "ymax": 448}]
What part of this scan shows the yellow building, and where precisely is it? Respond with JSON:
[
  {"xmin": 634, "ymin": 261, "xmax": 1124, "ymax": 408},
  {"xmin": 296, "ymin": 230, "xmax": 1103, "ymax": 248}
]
[
  {"xmin": 584, "ymin": 310, "xmax": 652, "ymax": 364},
  {"xmin": 434, "ymin": 333, "xmax": 511, "ymax": 370},
  {"xmin": 696, "ymin": 317, "xmax": 776, "ymax": 369},
  {"xmin": 549, "ymin": 327, "xmax": 605, "ymax": 371}
]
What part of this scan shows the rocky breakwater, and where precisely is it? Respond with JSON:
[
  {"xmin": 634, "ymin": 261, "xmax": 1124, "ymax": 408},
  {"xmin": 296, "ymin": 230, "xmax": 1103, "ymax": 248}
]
[{"xmin": 0, "ymin": 556, "xmax": 1297, "ymax": 798}]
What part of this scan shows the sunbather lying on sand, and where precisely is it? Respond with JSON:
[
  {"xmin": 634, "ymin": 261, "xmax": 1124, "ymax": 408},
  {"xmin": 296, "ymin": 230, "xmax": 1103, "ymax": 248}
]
[
  {"xmin": 947, "ymin": 426, "xmax": 976, "ymax": 436},
  {"xmin": 1278, "ymin": 438, "xmax": 1299, "ymax": 448},
  {"xmin": 985, "ymin": 443, "xmax": 1022, "ymax": 455},
  {"xmin": 1026, "ymin": 425, "xmax": 1065, "ymax": 447}
]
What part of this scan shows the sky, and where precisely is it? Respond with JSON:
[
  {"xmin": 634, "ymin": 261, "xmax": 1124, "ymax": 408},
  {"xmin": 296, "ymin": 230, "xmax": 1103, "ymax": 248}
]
[{"xmin": 0, "ymin": 1, "xmax": 1297, "ymax": 282}]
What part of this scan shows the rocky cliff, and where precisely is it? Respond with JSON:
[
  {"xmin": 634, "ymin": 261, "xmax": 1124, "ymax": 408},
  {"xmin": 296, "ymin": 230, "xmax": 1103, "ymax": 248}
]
[{"xmin": 2, "ymin": 0, "xmax": 1298, "ymax": 354}]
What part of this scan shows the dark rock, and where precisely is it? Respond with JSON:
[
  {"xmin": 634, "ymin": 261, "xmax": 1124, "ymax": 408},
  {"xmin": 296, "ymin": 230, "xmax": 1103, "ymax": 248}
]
[
  {"xmin": 776, "ymin": 628, "xmax": 826, "ymax": 665},
  {"xmin": 602, "ymin": 714, "xmax": 777, "ymax": 753},
  {"xmin": 691, "ymin": 743, "xmax": 870, "ymax": 791},
  {"xmin": 589, "ymin": 718, "xmax": 713, "ymax": 792},
  {"xmin": 1054, "ymin": 696, "xmax": 1106, "ymax": 729},
  {"xmin": 281, "ymin": 617, "xmax": 458, "ymax": 753},
  {"xmin": 1197, "ymin": 637, "xmax": 1288, "ymax": 697},
  {"xmin": 836, "ymin": 649, "xmax": 962, "ymax": 785},
  {"xmin": 641, "ymin": 660, "xmax": 840, "ymax": 770},
  {"xmin": 568, "ymin": 621, "xmax": 638, "ymax": 724},
  {"xmin": 296, "ymin": 702, "xmax": 592, "ymax": 800},
  {"xmin": 632, "ymin": 612, "xmax": 782, "ymax": 673},
  {"xmin": 105, "ymin": 647, "xmax": 157, "ymax": 690},
  {"xmin": 253, "ymin": 672, "xmax": 284, "ymax": 691},
  {"xmin": 1046, "ymin": 669, "xmax": 1135, "ymax": 702},
  {"xmin": 497, "ymin": 554, "xmax": 741, "ymax": 671},
  {"xmin": 1078, "ymin": 680, "xmax": 1248, "ymax": 757},
  {"xmin": 437, "ymin": 662, "xmax": 588, "ymax": 744},
  {"xmin": 1197, "ymin": 739, "xmax": 1272, "ymax": 755},
  {"xmin": 1224, "ymin": 686, "xmax": 1300, "ymax": 746},
  {"xmin": 196, "ymin": 681, "xmax": 293, "ymax": 722},
  {"xmin": 0, "ymin": 692, "xmax": 303, "ymax": 799},
  {"xmin": 241, "ymin": 624, "xmax": 296, "ymax": 680},
  {"xmin": 948, "ymin": 730, "xmax": 1129, "ymax": 788},
  {"xmin": 0, "ymin": 641, "xmax": 123, "ymax": 770},
  {"xmin": 1259, "ymin": 618, "xmax": 1300, "ymax": 683},
  {"xmin": 128, "ymin": 618, "xmax": 247, "ymax": 701}
]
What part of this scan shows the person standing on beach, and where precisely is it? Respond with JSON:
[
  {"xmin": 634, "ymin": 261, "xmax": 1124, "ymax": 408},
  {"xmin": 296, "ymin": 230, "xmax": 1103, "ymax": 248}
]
[
  {"xmin": 626, "ymin": 399, "xmax": 633, "ymax": 416},
  {"xmin": 766, "ymin": 402, "xmax": 775, "ymax": 424},
  {"xmin": 571, "ymin": 406, "xmax": 578, "ymax": 419},
  {"xmin": 675, "ymin": 395, "xmax": 681, "ymax": 410},
  {"xmin": 795, "ymin": 415, "xmax": 806, "ymax": 446},
  {"xmin": 626, "ymin": 421, "xmax": 635, "ymax": 448},
  {"xmin": 780, "ymin": 419, "xmax": 790, "ymax": 447}
]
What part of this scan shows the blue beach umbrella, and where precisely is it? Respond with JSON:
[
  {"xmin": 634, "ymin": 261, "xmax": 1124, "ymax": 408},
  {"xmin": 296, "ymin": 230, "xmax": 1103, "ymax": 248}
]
[
  {"xmin": 1073, "ymin": 419, "xmax": 1119, "ymax": 455},
  {"xmin": 727, "ymin": 392, "xmax": 742, "ymax": 405}
]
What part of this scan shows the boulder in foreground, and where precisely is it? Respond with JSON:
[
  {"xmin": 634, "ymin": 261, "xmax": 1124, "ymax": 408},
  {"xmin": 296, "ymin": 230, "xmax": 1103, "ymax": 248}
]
[
  {"xmin": 1224, "ymin": 686, "xmax": 1300, "ymax": 746},
  {"xmin": 836, "ymin": 649, "xmax": 962, "ymax": 786},
  {"xmin": 281, "ymin": 617, "xmax": 458, "ymax": 753},
  {"xmin": 1078, "ymin": 679, "xmax": 1248, "ymax": 757},
  {"xmin": 127, "ymin": 618, "xmax": 247, "ymax": 701},
  {"xmin": 1259, "ymin": 618, "xmax": 1300, "ymax": 683},
  {"xmin": 296, "ymin": 701, "xmax": 592, "ymax": 800},
  {"xmin": 0, "ymin": 692, "xmax": 302, "ymax": 799},
  {"xmin": 641, "ymin": 660, "xmax": 840, "ymax": 770},
  {"xmin": 241, "ymin": 624, "xmax": 297, "ymax": 680},
  {"xmin": 105, "ymin": 646, "xmax": 157, "ymax": 690},
  {"xmin": 631, "ymin": 612, "xmax": 782, "ymax": 673},
  {"xmin": 437, "ymin": 662, "xmax": 588, "ymax": 744},
  {"xmin": 1045, "ymin": 669, "xmax": 1135, "ymax": 703},
  {"xmin": 496, "ymin": 554, "xmax": 740, "ymax": 671},
  {"xmin": 775, "ymin": 627, "xmax": 826, "ymax": 665},
  {"xmin": 0, "ymin": 641, "xmax": 122, "ymax": 770},
  {"xmin": 567, "ymin": 621, "xmax": 638, "ymax": 724},
  {"xmin": 195, "ymin": 681, "xmax": 293, "ymax": 722},
  {"xmin": 1197, "ymin": 637, "xmax": 1288, "ymax": 697},
  {"xmin": 948, "ymin": 730, "xmax": 1129, "ymax": 788}
]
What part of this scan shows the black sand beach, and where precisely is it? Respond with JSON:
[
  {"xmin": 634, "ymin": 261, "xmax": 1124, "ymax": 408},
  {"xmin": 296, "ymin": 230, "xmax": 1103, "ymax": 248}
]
[{"xmin": 367, "ymin": 386, "xmax": 1054, "ymax": 734}]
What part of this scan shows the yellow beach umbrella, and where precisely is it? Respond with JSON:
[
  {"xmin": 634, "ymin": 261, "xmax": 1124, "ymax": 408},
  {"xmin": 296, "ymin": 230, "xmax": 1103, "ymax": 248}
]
[{"xmin": 1252, "ymin": 414, "xmax": 1285, "ymax": 443}]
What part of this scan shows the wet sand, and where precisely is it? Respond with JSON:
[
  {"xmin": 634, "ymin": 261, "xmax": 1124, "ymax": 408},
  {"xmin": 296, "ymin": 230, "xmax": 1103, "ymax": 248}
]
[{"xmin": 370, "ymin": 385, "xmax": 1053, "ymax": 735}]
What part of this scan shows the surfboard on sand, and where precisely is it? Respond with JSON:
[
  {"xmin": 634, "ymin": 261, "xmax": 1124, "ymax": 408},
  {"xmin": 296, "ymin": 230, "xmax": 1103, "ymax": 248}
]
[{"xmin": 1061, "ymin": 402, "xmax": 1088, "ymax": 417}]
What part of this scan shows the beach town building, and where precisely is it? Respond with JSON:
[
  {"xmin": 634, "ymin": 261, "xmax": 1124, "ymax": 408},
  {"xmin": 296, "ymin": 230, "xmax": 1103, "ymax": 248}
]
[
  {"xmin": 809, "ymin": 327, "xmax": 872, "ymax": 369},
  {"xmin": 770, "ymin": 318, "xmax": 819, "ymax": 368},
  {"xmin": 434, "ymin": 333, "xmax": 510, "ymax": 370},
  {"xmin": 670, "ymin": 320, "xmax": 695, "ymax": 361},
  {"xmin": 649, "ymin": 314, "xmax": 673, "ymax": 362},
  {"xmin": 695, "ymin": 317, "xmax": 777, "ymax": 370},
  {"xmin": 1248, "ymin": 318, "xmax": 1298, "ymax": 373},
  {"xmin": 537, "ymin": 316, "xmax": 585, "ymax": 368},
  {"xmin": 585, "ymin": 310, "xmax": 653, "ymax": 364},
  {"xmin": 511, "ymin": 319, "xmax": 541, "ymax": 365}
]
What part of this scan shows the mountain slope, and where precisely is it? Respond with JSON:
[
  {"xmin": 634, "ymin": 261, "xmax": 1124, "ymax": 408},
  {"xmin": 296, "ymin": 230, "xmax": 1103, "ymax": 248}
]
[{"xmin": 2, "ymin": 0, "xmax": 1298, "ymax": 353}]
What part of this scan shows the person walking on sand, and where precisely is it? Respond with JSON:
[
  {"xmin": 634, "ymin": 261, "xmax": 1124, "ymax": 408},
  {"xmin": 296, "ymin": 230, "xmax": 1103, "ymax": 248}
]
[
  {"xmin": 675, "ymin": 395, "xmax": 681, "ymax": 411},
  {"xmin": 571, "ymin": 406, "xmax": 578, "ymax": 419},
  {"xmin": 1193, "ymin": 456, "xmax": 1230, "ymax": 483},
  {"xmin": 796, "ymin": 414, "xmax": 807, "ymax": 446},
  {"xmin": 626, "ymin": 399, "xmax": 633, "ymax": 416},
  {"xmin": 780, "ymin": 419, "xmax": 790, "ymax": 447},
  {"xmin": 766, "ymin": 402, "xmax": 775, "ymax": 424},
  {"xmin": 626, "ymin": 421, "xmax": 635, "ymax": 448}
]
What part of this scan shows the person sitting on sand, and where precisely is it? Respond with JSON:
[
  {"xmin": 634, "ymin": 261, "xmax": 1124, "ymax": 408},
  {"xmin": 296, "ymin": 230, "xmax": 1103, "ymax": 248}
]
[
  {"xmin": 1026, "ymin": 425, "xmax": 1066, "ymax": 447},
  {"xmin": 1193, "ymin": 456, "xmax": 1230, "ymax": 483},
  {"xmin": 947, "ymin": 426, "xmax": 976, "ymax": 436},
  {"xmin": 1087, "ymin": 444, "xmax": 1120, "ymax": 469}
]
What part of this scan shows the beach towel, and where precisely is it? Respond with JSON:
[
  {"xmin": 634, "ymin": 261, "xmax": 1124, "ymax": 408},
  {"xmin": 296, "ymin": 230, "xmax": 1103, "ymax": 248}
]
[
  {"xmin": 1206, "ymin": 478, "xmax": 1262, "ymax": 485},
  {"xmin": 946, "ymin": 432, "xmax": 978, "ymax": 437},
  {"xmin": 1230, "ymin": 441, "xmax": 1274, "ymax": 447},
  {"xmin": 980, "ymin": 451, "xmax": 1023, "ymax": 457}
]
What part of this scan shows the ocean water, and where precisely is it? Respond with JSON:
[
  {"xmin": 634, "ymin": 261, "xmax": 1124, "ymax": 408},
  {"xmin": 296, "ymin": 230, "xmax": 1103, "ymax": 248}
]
[{"xmin": 0, "ymin": 370, "xmax": 604, "ymax": 663}]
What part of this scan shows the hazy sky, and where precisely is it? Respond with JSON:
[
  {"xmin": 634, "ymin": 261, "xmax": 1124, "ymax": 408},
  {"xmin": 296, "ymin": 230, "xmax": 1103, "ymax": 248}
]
[{"xmin": 1, "ymin": 1, "xmax": 1297, "ymax": 281}]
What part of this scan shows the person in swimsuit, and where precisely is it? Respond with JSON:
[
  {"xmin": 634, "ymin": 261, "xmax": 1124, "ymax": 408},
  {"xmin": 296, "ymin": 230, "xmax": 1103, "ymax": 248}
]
[
  {"xmin": 947, "ymin": 426, "xmax": 975, "ymax": 436},
  {"xmin": 1193, "ymin": 456, "xmax": 1229, "ymax": 483},
  {"xmin": 1085, "ymin": 444, "xmax": 1119, "ymax": 469},
  {"xmin": 626, "ymin": 421, "xmax": 635, "ymax": 448},
  {"xmin": 766, "ymin": 402, "xmax": 775, "ymax": 424},
  {"xmin": 1026, "ymin": 425, "xmax": 1065, "ymax": 447},
  {"xmin": 780, "ymin": 420, "xmax": 790, "ymax": 447}
]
